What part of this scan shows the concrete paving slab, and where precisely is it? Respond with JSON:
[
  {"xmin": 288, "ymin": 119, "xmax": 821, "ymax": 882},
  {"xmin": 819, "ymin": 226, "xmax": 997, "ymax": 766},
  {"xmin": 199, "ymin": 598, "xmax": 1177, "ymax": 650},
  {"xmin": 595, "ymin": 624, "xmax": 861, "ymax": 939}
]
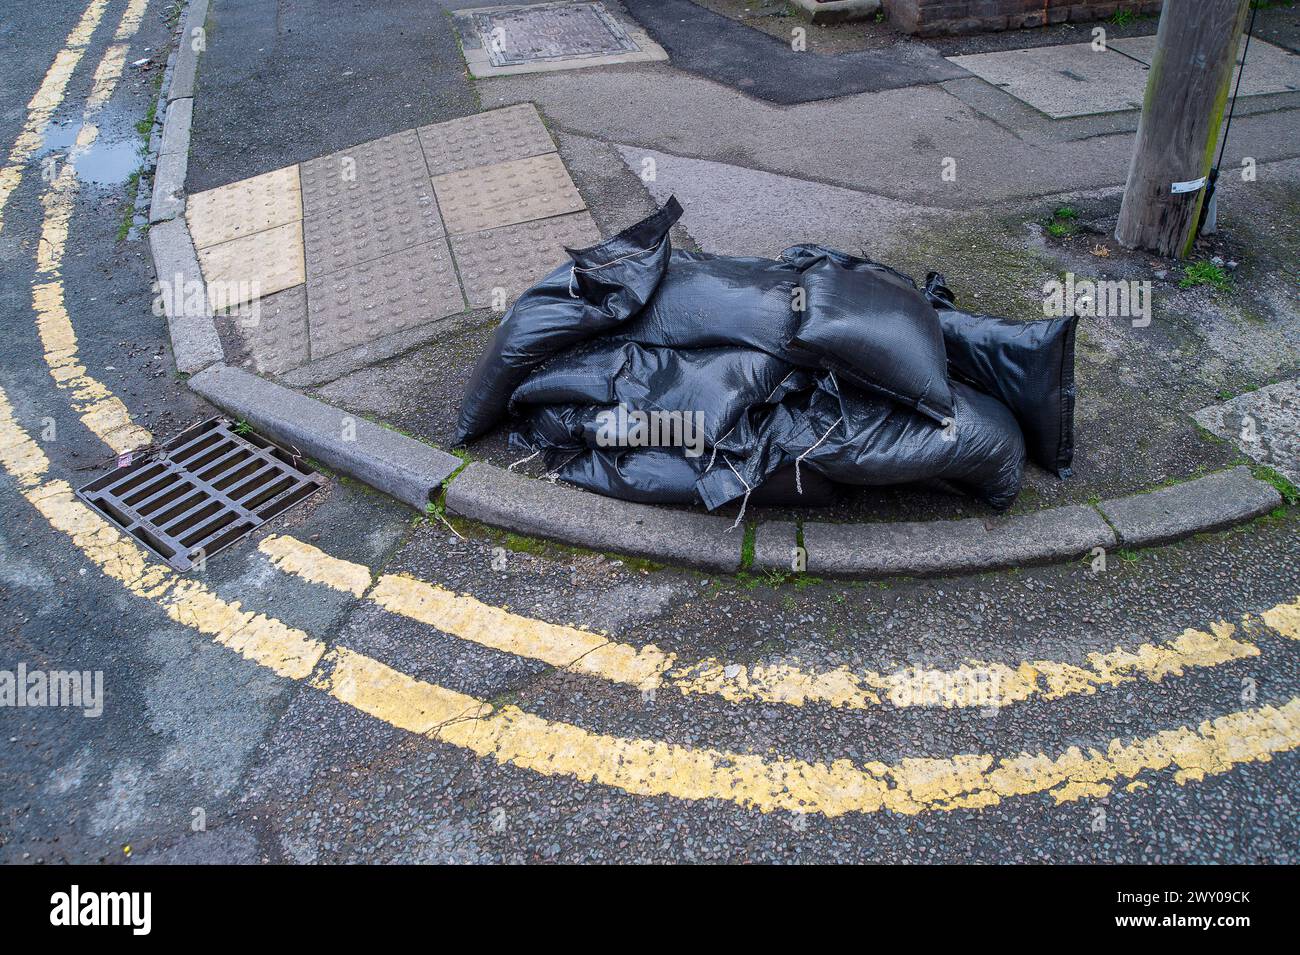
[
  {"xmin": 417, "ymin": 103, "xmax": 556, "ymax": 176},
  {"xmin": 445, "ymin": 462, "xmax": 743, "ymax": 570},
  {"xmin": 187, "ymin": 365, "xmax": 463, "ymax": 511},
  {"xmin": 187, "ymin": 165, "xmax": 303, "ymax": 249},
  {"xmin": 1098, "ymin": 467, "xmax": 1283, "ymax": 548},
  {"xmin": 455, "ymin": 2, "xmax": 668, "ymax": 79},
  {"xmin": 432, "ymin": 152, "xmax": 586, "ymax": 234},
  {"xmin": 196, "ymin": 220, "xmax": 307, "ymax": 306},
  {"xmin": 1111, "ymin": 35, "xmax": 1300, "ymax": 97},
  {"xmin": 946, "ymin": 44, "xmax": 1149, "ymax": 118},
  {"xmin": 306, "ymin": 238, "xmax": 464, "ymax": 359},
  {"xmin": 299, "ymin": 129, "xmax": 431, "ymax": 216},
  {"xmin": 617, "ymin": 144, "xmax": 939, "ymax": 258},
  {"xmin": 213, "ymin": 284, "xmax": 310, "ymax": 377},
  {"xmin": 1193, "ymin": 380, "xmax": 1300, "ymax": 485},
  {"xmin": 450, "ymin": 210, "xmax": 600, "ymax": 308},
  {"xmin": 303, "ymin": 182, "xmax": 444, "ymax": 280}
]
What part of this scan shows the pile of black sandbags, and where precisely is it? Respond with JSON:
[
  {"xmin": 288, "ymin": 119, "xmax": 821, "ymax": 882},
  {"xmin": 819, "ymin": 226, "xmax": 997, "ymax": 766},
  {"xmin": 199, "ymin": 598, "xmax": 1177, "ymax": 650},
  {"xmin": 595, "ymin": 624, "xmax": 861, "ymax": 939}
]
[{"xmin": 456, "ymin": 198, "xmax": 1076, "ymax": 514}]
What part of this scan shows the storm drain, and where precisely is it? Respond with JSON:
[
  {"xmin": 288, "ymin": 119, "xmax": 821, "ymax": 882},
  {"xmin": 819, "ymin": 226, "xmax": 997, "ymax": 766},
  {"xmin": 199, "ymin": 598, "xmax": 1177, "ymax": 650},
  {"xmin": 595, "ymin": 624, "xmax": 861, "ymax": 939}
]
[
  {"xmin": 473, "ymin": 2, "xmax": 640, "ymax": 67},
  {"xmin": 76, "ymin": 417, "xmax": 326, "ymax": 571}
]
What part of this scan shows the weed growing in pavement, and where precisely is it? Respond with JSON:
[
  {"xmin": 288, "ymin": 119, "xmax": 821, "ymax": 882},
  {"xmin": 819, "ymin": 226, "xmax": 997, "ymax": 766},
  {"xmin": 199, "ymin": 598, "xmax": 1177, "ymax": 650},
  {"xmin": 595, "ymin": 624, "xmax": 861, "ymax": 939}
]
[
  {"xmin": 1180, "ymin": 260, "xmax": 1232, "ymax": 291},
  {"xmin": 1253, "ymin": 466, "xmax": 1299, "ymax": 506},
  {"xmin": 232, "ymin": 419, "xmax": 252, "ymax": 436}
]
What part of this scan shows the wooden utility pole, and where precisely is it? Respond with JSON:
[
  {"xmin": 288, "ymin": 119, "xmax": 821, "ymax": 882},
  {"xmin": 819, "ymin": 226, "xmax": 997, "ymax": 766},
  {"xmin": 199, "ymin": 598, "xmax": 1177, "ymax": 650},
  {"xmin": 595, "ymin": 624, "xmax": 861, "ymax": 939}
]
[{"xmin": 1115, "ymin": 0, "xmax": 1252, "ymax": 258}]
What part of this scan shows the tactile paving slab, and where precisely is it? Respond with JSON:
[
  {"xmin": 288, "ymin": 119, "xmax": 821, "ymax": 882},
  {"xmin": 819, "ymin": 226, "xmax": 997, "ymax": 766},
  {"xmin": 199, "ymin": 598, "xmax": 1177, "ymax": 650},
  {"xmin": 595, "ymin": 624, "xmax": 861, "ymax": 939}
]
[
  {"xmin": 299, "ymin": 130, "xmax": 432, "ymax": 216},
  {"xmin": 451, "ymin": 211, "xmax": 601, "ymax": 309},
  {"xmin": 473, "ymin": 2, "xmax": 639, "ymax": 67},
  {"xmin": 197, "ymin": 220, "xmax": 306, "ymax": 307},
  {"xmin": 187, "ymin": 166, "xmax": 302, "ymax": 249},
  {"xmin": 306, "ymin": 238, "xmax": 465, "ymax": 359},
  {"xmin": 433, "ymin": 152, "xmax": 586, "ymax": 235},
  {"xmin": 417, "ymin": 103, "xmax": 556, "ymax": 176},
  {"xmin": 303, "ymin": 186, "xmax": 444, "ymax": 280},
  {"xmin": 214, "ymin": 284, "xmax": 310, "ymax": 377}
]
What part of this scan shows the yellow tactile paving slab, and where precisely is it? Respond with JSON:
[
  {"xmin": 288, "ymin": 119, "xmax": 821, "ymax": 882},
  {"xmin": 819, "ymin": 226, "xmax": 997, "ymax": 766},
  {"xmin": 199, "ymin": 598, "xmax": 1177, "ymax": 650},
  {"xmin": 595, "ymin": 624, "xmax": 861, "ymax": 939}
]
[
  {"xmin": 432, "ymin": 152, "xmax": 586, "ymax": 235},
  {"xmin": 187, "ymin": 165, "xmax": 303, "ymax": 250},
  {"xmin": 417, "ymin": 103, "xmax": 557, "ymax": 176},
  {"xmin": 197, "ymin": 220, "xmax": 306, "ymax": 308}
]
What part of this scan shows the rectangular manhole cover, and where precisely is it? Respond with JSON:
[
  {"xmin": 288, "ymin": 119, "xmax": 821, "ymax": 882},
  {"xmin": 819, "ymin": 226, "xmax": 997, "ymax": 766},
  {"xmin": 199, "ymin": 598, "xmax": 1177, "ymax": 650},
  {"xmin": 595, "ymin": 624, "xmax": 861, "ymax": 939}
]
[
  {"xmin": 76, "ymin": 417, "xmax": 326, "ymax": 571},
  {"xmin": 473, "ymin": 2, "xmax": 640, "ymax": 67}
]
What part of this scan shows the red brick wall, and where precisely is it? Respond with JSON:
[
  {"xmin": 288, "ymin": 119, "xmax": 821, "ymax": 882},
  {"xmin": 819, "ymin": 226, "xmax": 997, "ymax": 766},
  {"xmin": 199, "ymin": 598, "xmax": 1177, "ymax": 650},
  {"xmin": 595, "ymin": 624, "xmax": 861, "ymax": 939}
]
[{"xmin": 886, "ymin": 0, "xmax": 1163, "ymax": 36}]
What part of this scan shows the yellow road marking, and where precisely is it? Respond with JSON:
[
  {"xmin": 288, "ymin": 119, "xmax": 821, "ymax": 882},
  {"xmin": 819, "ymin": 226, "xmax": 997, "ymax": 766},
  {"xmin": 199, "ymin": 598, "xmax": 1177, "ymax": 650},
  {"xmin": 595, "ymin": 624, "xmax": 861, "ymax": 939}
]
[
  {"xmin": 3, "ymin": 385, "xmax": 1299, "ymax": 816},
  {"xmin": 259, "ymin": 535, "xmax": 1270, "ymax": 711},
  {"xmin": 1261, "ymin": 597, "xmax": 1300, "ymax": 641},
  {"xmin": 32, "ymin": 0, "xmax": 152, "ymax": 454},
  {"xmin": 0, "ymin": 0, "xmax": 114, "ymax": 234}
]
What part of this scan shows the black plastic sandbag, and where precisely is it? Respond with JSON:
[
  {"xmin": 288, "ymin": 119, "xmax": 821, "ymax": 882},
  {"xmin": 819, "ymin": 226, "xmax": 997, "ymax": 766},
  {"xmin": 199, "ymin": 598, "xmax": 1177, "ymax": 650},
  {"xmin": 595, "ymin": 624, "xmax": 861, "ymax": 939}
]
[
  {"xmin": 454, "ymin": 197, "xmax": 683, "ymax": 444},
  {"xmin": 552, "ymin": 447, "xmax": 837, "ymax": 507},
  {"xmin": 924, "ymin": 273, "xmax": 1078, "ymax": 477},
  {"xmin": 512, "ymin": 340, "xmax": 793, "ymax": 450},
  {"xmin": 790, "ymin": 256, "xmax": 954, "ymax": 423},
  {"xmin": 786, "ymin": 373, "xmax": 1025, "ymax": 510}
]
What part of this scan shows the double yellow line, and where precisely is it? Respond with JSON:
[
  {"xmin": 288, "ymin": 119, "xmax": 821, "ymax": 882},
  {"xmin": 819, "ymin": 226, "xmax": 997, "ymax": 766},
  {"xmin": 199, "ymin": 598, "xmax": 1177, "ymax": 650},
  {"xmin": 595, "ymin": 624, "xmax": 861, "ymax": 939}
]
[{"xmin": 260, "ymin": 534, "xmax": 1295, "ymax": 712}]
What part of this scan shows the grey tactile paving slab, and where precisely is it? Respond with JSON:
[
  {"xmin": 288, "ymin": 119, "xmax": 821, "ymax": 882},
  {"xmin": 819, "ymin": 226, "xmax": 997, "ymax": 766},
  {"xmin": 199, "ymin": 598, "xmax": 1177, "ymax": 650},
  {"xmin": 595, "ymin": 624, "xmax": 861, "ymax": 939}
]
[
  {"xmin": 214, "ymin": 284, "xmax": 310, "ymax": 377},
  {"xmin": 187, "ymin": 165, "xmax": 302, "ymax": 249},
  {"xmin": 1111, "ymin": 35, "xmax": 1300, "ymax": 97},
  {"xmin": 303, "ymin": 184, "xmax": 444, "ymax": 279},
  {"xmin": 299, "ymin": 129, "xmax": 431, "ymax": 216},
  {"xmin": 450, "ymin": 211, "xmax": 600, "ymax": 309},
  {"xmin": 433, "ymin": 152, "xmax": 586, "ymax": 234},
  {"xmin": 197, "ymin": 220, "xmax": 306, "ymax": 306},
  {"xmin": 306, "ymin": 238, "xmax": 465, "ymax": 360},
  {"xmin": 417, "ymin": 103, "xmax": 556, "ymax": 177},
  {"xmin": 946, "ymin": 44, "xmax": 1150, "ymax": 118}
]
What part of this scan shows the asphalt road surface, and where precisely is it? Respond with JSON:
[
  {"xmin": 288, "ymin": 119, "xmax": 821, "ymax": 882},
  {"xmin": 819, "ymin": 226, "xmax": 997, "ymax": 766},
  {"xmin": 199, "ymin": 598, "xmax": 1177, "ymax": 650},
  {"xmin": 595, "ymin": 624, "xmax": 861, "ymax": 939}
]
[{"xmin": 0, "ymin": 0, "xmax": 1297, "ymax": 866}]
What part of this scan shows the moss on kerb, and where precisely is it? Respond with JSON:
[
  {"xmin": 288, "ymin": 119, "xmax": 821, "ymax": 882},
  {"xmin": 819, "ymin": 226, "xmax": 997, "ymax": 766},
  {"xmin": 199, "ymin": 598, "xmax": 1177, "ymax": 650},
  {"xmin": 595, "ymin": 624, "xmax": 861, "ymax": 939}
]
[{"xmin": 740, "ymin": 522, "xmax": 756, "ymax": 570}]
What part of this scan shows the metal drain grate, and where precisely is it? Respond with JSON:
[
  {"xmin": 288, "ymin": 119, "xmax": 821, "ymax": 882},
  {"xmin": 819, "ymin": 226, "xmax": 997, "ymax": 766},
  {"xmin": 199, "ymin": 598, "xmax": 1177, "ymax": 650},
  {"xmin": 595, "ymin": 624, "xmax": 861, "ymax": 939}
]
[
  {"xmin": 76, "ymin": 417, "xmax": 326, "ymax": 571},
  {"xmin": 473, "ymin": 2, "xmax": 640, "ymax": 67}
]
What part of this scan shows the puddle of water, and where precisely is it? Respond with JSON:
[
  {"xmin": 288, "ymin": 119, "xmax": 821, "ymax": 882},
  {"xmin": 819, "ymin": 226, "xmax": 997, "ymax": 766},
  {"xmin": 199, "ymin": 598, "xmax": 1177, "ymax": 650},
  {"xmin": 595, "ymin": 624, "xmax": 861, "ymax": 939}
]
[
  {"xmin": 37, "ymin": 117, "xmax": 143, "ymax": 188},
  {"xmin": 72, "ymin": 138, "xmax": 143, "ymax": 186}
]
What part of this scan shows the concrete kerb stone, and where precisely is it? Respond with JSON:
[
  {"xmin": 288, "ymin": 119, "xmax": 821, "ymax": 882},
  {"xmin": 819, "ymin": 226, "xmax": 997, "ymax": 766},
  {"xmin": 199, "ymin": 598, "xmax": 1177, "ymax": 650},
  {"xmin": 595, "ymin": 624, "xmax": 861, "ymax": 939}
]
[
  {"xmin": 168, "ymin": 0, "xmax": 209, "ymax": 102},
  {"xmin": 790, "ymin": 0, "xmax": 881, "ymax": 24},
  {"xmin": 1097, "ymin": 466, "xmax": 1283, "ymax": 548},
  {"xmin": 148, "ymin": 217, "xmax": 224, "ymax": 373},
  {"xmin": 753, "ymin": 521, "xmax": 800, "ymax": 572},
  {"xmin": 802, "ymin": 506, "xmax": 1116, "ymax": 578},
  {"xmin": 150, "ymin": 96, "xmax": 192, "ymax": 223},
  {"xmin": 188, "ymin": 365, "xmax": 463, "ymax": 511},
  {"xmin": 444, "ymin": 462, "xmax": 744, "ymax": 571}
]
